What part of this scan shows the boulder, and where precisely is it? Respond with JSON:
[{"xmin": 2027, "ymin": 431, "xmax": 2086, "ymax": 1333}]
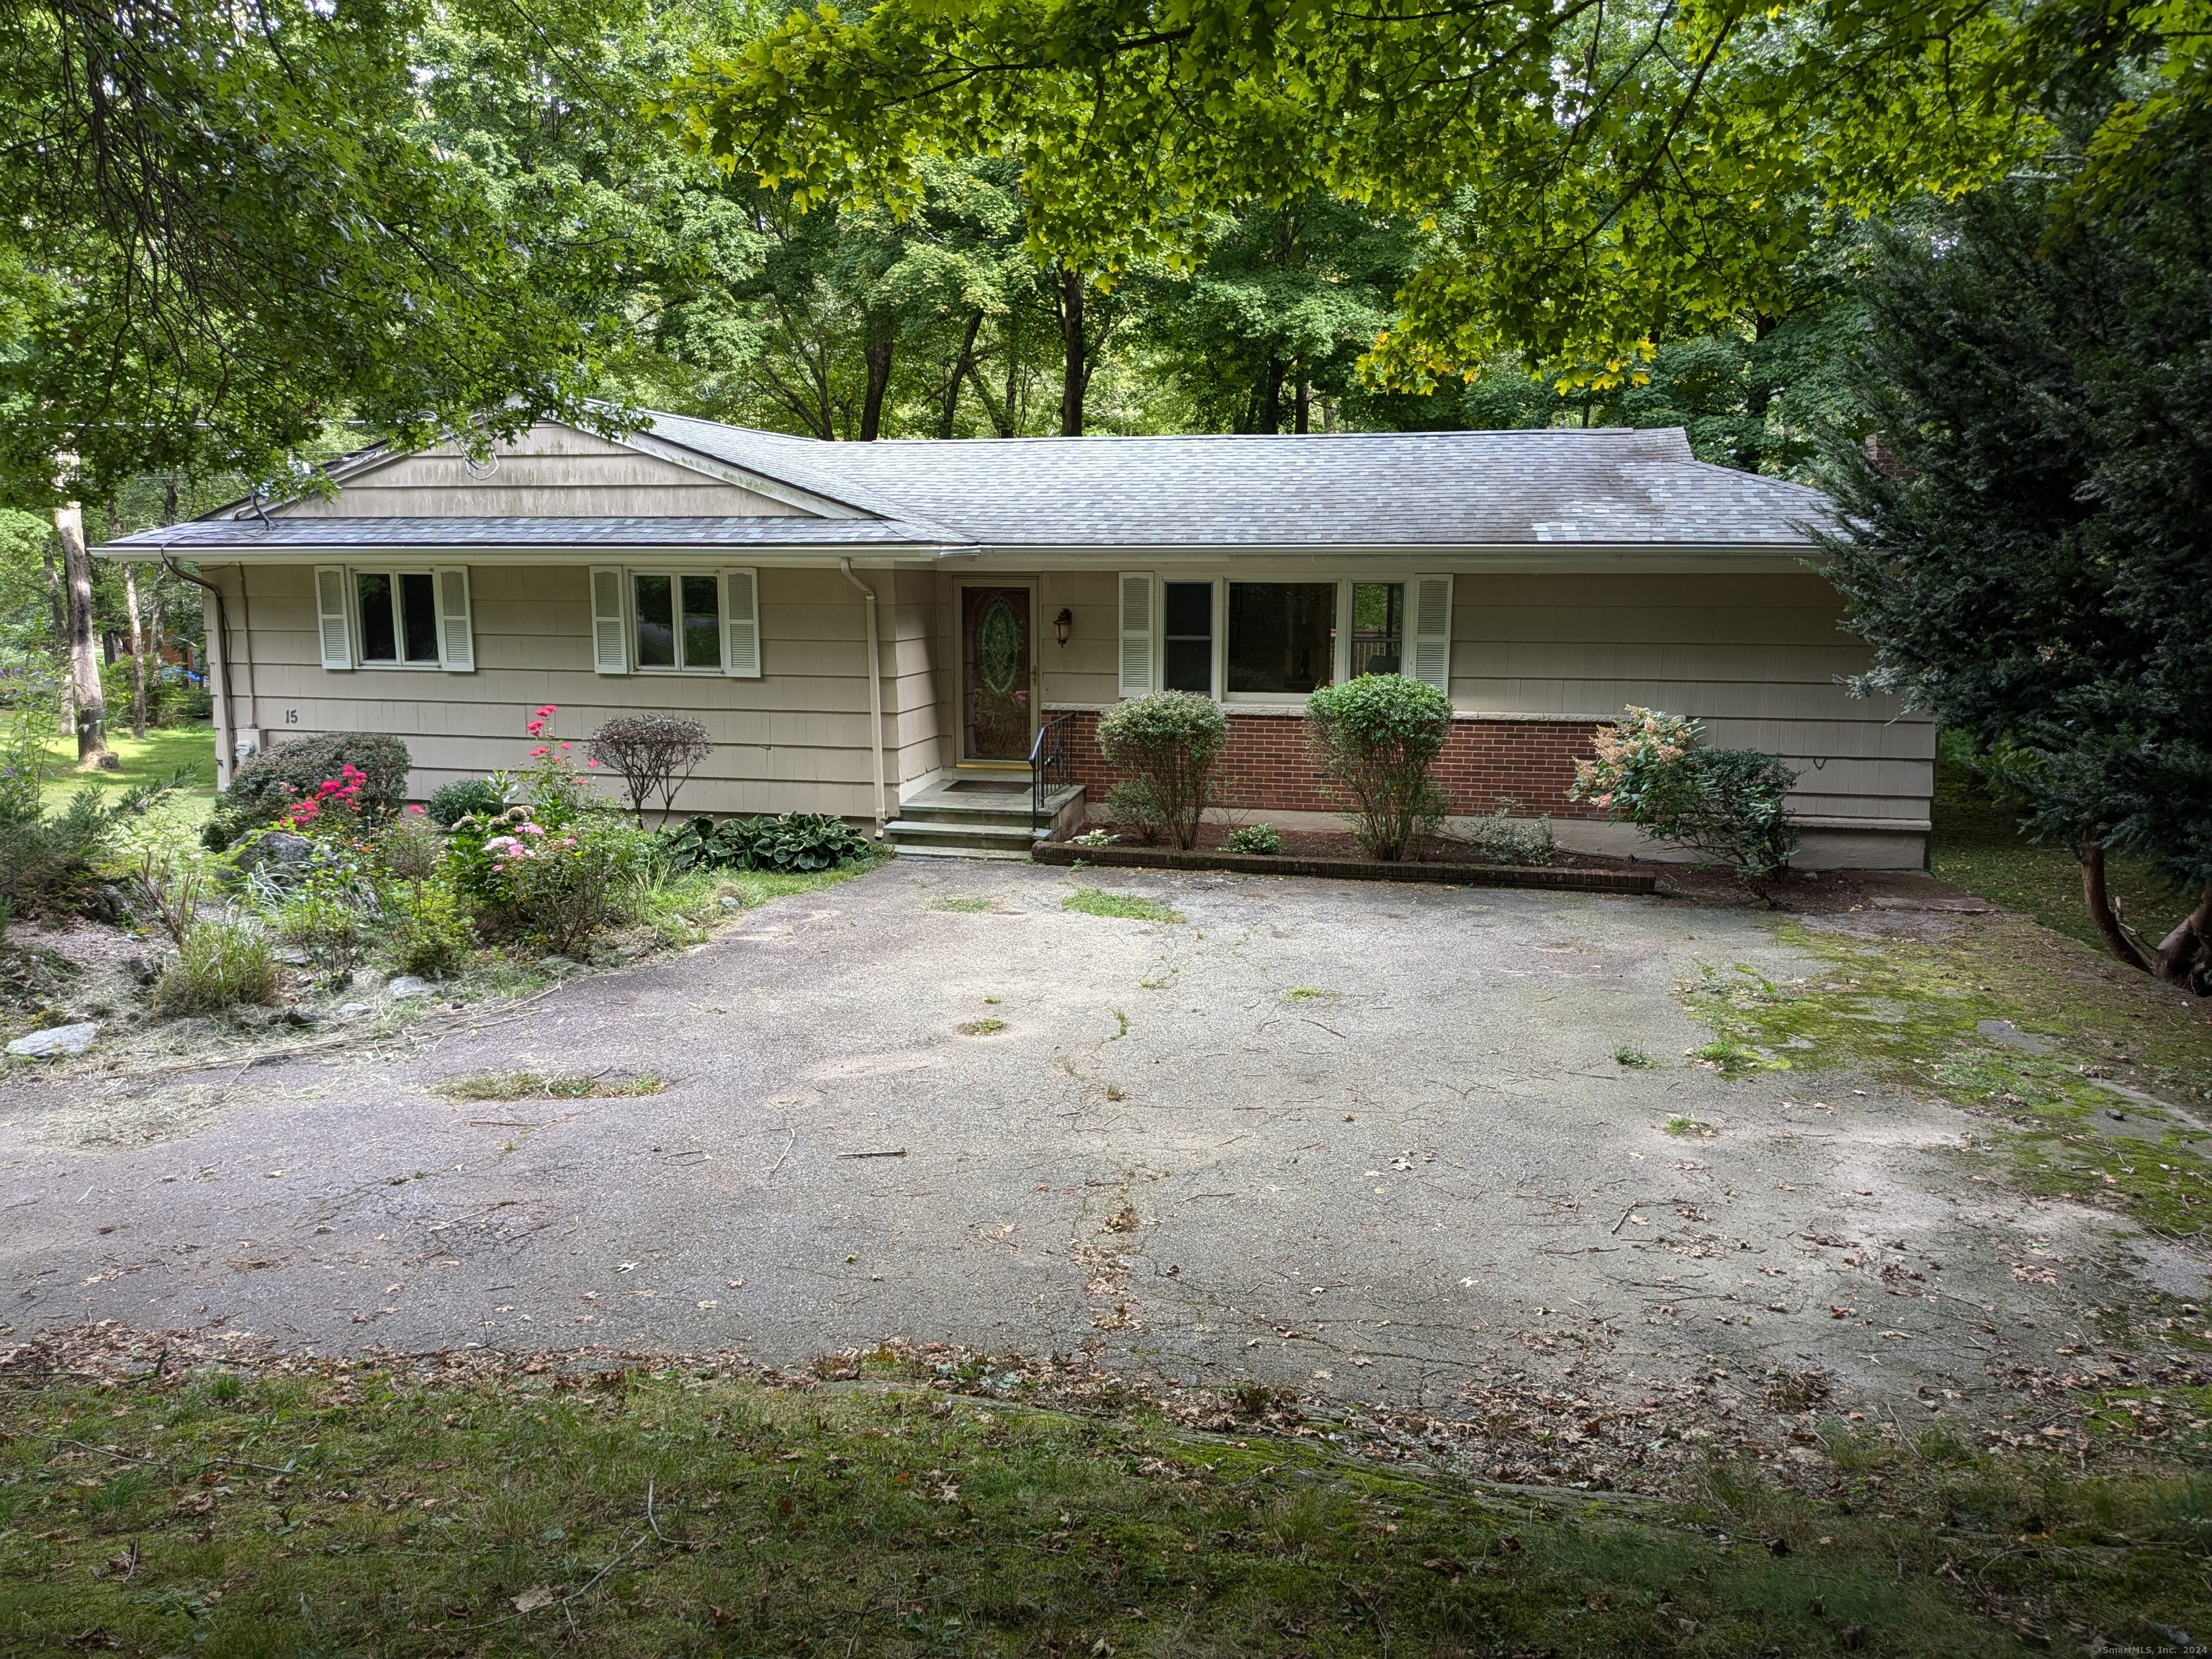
[{"xmin": 7, "ymin": 1022, "xmax": 99, "ymax": 1058}]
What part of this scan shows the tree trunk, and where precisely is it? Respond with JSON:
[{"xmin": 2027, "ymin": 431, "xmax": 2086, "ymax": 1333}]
[
  {"xmin": 2153, "ymin": 881, "xmax": 2212, "ymax": 992},
  {"xmin": 43, "ymin": 547, "xmax": 64, "ymax": 650},
  {"xmin": 938, "ymin": 311, "xmax": 984, "ymax": 439},
  {"xmin": 1260, "ymin": 357, "xmax": 1285, "ymax": 433},
  {"xmin": 55, "ymin": 501, "xmax": 107, "ymax": 762},
  {"xmin": 125, "ymin": 564, "xmax": 147, "ymax": 739},
  {"xmin": 1057, "ymin": 264, "xmax": 1086, "ymax": 436},
  {"xmin": 2080, "ymin": 836, "xmax": 2155, "ymax": 973},
  {"xmin": 1295, "ymin": 374, "xmax": 1311, "ymax": 434},
  {"xmin": 858, "ymin": 314, "xmax": 896, "ymax": 441}
]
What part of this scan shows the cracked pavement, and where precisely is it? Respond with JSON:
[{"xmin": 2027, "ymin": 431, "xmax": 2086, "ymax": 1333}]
[{"xmin": 2, "ymin": 859, "xmax": 2195, "ymax": 1420}]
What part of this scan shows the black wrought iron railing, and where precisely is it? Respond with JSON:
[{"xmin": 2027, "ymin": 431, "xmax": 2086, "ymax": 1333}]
[{"xmin": 1030, "ymin": 712, "xmax": 1073, "ymax": 836}]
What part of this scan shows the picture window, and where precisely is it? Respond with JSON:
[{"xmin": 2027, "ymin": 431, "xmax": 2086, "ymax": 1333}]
[{"xmin": 1226, "ymin": 582, "xmax": 1337, "ymax": 694}]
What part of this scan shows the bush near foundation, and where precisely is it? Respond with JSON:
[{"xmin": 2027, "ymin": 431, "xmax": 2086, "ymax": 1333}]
[
  {"xmin": 1570, "ymin": 706, "xmax": 1799, "ymax": 877},
  {"xmin": 1305, "ymin": 675, "xmax": 1453, "ymax": 861},
  {"xmin": 203, "ymin": 732, "xmax": 410, "ymax": 850},
  {"xmin": 663, "ymin": 811, "xmax": 871, "ymax": 873},
  {"xmin": 1097, "ymin": 691, "xmax": 1228, "ymax": 850}
]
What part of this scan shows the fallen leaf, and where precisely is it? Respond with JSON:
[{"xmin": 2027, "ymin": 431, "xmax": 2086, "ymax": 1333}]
[{"xmin": 512, "ymin": 1586, "xmax": 557, "ymax": 1614}]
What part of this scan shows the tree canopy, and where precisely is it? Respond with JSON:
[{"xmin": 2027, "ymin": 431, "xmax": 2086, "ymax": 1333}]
[
  {"xmin": 663, "ymin": 0, "xmax": 2077, "ymax": 385},
  {"xmin": 0, "ymin": 0, "xmax": 650, "ymax": 508}
]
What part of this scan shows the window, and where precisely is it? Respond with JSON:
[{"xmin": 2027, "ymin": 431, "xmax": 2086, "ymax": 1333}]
[
  {"xmin": 1349, "ymin": 582, "xmax": 1405, "ymax": 678},
  {"xmin": 590, "ymin": 566, "xmax": 758, "ymax": 677},
  {"xmin": 356, "ymin": 572, "xmax": 441, "ymax": 665},
  {"xmin": 1162, "ymin": 581, "xmax": 1213, "ymax": 693},
  {"xmin": 1226, "ymin": 582, "xmax": 1336, "ymax": 694},
  {"xmin": 632, "ymin": 572, "xmax": 723, "ymax": 671}
]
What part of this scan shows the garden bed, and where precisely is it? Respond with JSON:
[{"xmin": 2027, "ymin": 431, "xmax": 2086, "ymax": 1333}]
[{"xmin": 1033, "ymin": 839, "xmax": 1658, "ymax": 893}]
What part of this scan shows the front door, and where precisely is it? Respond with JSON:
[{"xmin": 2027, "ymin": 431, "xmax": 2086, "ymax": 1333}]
[{"xmin": 961, "ymin": 585, "xmax": 1033, "ymax": 762}]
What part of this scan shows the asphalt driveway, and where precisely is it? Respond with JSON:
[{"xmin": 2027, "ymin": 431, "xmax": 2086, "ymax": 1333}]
[{"xmin": 0, "ymin": 860, "xmax": 2173, "ymax": 1418}]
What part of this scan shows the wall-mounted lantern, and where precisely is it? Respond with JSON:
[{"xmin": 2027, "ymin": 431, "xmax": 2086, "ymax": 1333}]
[{"xmin": 1053, "ymin": 607, "xmax": 1073, "ymax": 647}]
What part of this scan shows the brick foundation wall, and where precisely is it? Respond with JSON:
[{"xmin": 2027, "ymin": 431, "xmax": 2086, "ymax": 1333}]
[{"xmin": 1051, "ymin": 708, "xmax": 1609, "ymax": 819}]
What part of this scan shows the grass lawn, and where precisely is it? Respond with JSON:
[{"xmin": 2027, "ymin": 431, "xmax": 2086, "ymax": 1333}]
[
  {"xmin": 1930, "ymin": 747, "xmax": 2188, "ymax": 954},
  {"xmin": 3, "ymin": 1345, "xmax": 2206, "ymax": 1658},
  {"xmin": 39, "ymin": 722, "xmax": 217, "ymax": 803}
]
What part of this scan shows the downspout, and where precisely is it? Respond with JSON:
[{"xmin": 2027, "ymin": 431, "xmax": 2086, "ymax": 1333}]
[
  {"xmin": 159, "ymin": 550, "xmax": 239, "ymax": 786},
  {"xmin": 839, "ymin": 558, "xmax": 889, "ymax": 835}
]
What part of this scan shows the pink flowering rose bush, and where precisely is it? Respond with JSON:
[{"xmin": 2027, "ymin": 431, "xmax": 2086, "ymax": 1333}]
[{"xmin": 444, "ymin": 706, "xmax": 649, "ymax": 953}]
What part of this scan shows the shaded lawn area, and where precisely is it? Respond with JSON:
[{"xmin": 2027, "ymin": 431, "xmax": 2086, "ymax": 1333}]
[
  {"xmin": 1931, "ymin": 755, "xmax": 2188, "ymax": 956},
  {"xmin": 39, "ymin": 722, "xmax": 217, "ymax": 803},
  {"xmin": 4, "ymin": 1348, "xmax": 2207, "ymax": 1658}
]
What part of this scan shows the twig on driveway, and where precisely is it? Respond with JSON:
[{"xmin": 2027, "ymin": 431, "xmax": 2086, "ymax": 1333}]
[{"xmin": 1610, "ymin": 1202, "xmax": 1643, "ymax": 1236}]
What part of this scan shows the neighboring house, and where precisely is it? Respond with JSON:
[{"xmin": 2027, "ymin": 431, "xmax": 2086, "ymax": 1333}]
[{"xmin": 99, "ymin": 414, "xmax": 1933, "ymax": 868}]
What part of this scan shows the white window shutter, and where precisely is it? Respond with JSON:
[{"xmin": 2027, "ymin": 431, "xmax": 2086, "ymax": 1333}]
[
  {"xmin": 589, "ymin": 565, "xmax": 628, "ymax": 675},
  {"xmin": 1409, "ymin": 574, "xmax": 1454, "ymax": 691},
  {"xmin": 723, "ymin": 567, "xmax": 760, "ymax": 678},
  {"xmin": 1118, "ymin": 571, "xmax": 1153, "ymax": 698},
  {"xmin": 433, "ymin": 566, "xmax": 475, "ymax": 673},
  {"xmin": 313, "ymin": 565, "xmax": 351, "ymax": 670}
]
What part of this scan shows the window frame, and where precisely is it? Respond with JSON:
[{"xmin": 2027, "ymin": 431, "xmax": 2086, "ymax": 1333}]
[
  {"xmin": 627, "ymin": 568, "xmax": 728, "ymax": 675},
  {"xmin": 588, "ymin": 565, "xmax": 761, "ymax": 679},
  {"xmin": 1115, "ymin": 572, "xmax": 1449, "ymax": 706},
  {"xmin": 317, "ymin": 562, "xmax": 474, "ymax": 673},
  {"xmin": 1220, "ymin": 577, "xmax": 1352, "ymax": 706}
]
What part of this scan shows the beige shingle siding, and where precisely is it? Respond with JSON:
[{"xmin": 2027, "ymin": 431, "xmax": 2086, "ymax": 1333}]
[
  {"xmin": 273, "ymin": 424, "xmax": 806, "ymax": 520},
  {"xmin": 229, "ymin": 562, "xmax": 894, "ymax": 820}
]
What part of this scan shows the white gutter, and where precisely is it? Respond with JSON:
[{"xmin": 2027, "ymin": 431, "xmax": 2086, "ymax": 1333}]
[{"xmin": 839, "ymin": 559, "xmax": 889, "ymax": 835}]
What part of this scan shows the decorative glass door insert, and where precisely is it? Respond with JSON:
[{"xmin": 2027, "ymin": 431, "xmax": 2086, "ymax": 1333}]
[{"xmin": 961, "ymin": 586, "xmax": 1033, "ymax": 760}]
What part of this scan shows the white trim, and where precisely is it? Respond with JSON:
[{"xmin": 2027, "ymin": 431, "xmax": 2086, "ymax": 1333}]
[
  {"xmin": 433, "ymin": 565, "xmax": 475, "ymax": 673},
  {"xmin": 722, "ymin": 567, "xmax": 761, "ymax": 678},
  {"xmin": 313, "ymin": 566, "xmax": 352, "ymax": 671},
  {"xmin": 589, "ymin": 566, "xmax": 629, "ymax": 675},
  {"xmin": 346, "ymin": 565, "xmax": 452, "ymax": 670},
  {"xmin": 1117, "ymin": 571, "xmax": 1154, "ymax": 700},
  {"xmin": 1408, "ymin": 572, "xmax": 1453, "ymax": 690}
]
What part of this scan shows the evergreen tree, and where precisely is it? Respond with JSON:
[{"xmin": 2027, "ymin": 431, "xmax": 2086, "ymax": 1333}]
[{"xmin": 1816, "ymin": 146, "xmax": 2212, "ymax": 990}]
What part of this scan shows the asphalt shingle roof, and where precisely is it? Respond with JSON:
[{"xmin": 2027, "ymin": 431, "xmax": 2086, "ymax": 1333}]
[
  {"xmin": 645, "ymin": 414, "xmax": 1829, "ymax": 549},
  {"xmin": 101, "ymin": 414, "xmax": 1829, "ymax": 554}
]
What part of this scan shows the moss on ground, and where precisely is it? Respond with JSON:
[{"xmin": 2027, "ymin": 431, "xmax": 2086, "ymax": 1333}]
[
  {"xmin": 4, "ymin": 1353, "xmax": 2208, "ymax": 1657},
  {"xmin": 1678, "ymin": 913, "xmax": 2212, "ymax": 1238}
]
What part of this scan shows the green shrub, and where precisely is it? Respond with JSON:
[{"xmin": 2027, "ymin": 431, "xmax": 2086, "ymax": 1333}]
[
  {"xmin": 1223, "ymin": 824, "xmax": 1283, "ymax": 855},
  {"xmin": 662, "ymin": 812, "xmax": 871, "ymax": 873},
  {"xmin": 203, "ymin": 732, "xmax": 411, "ymax": 850},
  {"xmin": 1304, "ymin": 675, "xmax": 1454, "ymax": 861},
  {"xmin": 1097, "ymin": 691, "xmax": 1228, "ymax": 850},
  {"xmin": 274, "ymin": 877, "xmax": 369, "ymax": 977},
  {"xmin": 426, "ymin": 778, "xmax": 505, "ymax": 827},
  {"xmin": 0, "ymin": 790, "xmax": 121, "ymax": 917},
  {"xmin": 454, "ymin": 809, "xmax": 649, "ymax": 954},
  {"xmin": 381, "ymin": 876, "xmax": 473, "ymax": 978},
  {"xmin": 1569, "ymin": 706, "xmax": 1799, "ymax": 877},
  {"xmin": 152, "ymin": 920, "xmax": 279, "ymax": 1015},
  {"xmin": 1452, "ymin": 801, "xmax": 1555, "ymax": 865}
]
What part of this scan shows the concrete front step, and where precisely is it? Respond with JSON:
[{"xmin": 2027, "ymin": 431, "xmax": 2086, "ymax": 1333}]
[
  {"xmin": 885, "ymin": 778, "xmax": 1086, "ymax": 859},
  {"xmin": 883, "ymin": 817, "xmax": 1043, "ymax": 855},
  {"xmin": 886, "ymin": 842, "xmax": 1036, "ymax": 862}
]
